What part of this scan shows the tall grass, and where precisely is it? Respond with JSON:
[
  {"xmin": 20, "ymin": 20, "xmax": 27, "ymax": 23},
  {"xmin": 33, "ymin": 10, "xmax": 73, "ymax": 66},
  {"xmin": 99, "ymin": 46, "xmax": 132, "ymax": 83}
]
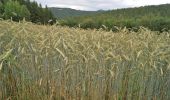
[{"xmin": 0, "ymin": 20, "xmax": 170, "ymax": 100}]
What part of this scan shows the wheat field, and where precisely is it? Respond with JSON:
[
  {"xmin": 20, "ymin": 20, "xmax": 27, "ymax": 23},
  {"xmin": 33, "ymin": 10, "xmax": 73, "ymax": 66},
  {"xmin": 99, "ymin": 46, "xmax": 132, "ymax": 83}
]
[{"xmin": 0, "ymin": 20, "xmax": 170, "ymax": 100}]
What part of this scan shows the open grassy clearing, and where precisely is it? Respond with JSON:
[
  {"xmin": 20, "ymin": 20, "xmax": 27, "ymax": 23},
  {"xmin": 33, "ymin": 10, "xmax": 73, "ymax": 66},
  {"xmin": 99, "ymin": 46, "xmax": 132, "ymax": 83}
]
[{"xmin": 0, "ymin": 20, "xmax": 170, "ymax": 100}]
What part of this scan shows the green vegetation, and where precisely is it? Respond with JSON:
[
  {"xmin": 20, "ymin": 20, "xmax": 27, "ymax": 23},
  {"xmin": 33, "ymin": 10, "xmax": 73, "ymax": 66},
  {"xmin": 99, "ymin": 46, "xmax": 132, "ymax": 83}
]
[
  {"xmin": 60, "ymin": 4, "xmax": 170, "ymax": 32},
  {"xmin": 0, "ymin": 20, "xmax": 170, "ymax": 99},
  {"xmin": 3, "ymin": 0, "xmax": 30, "ymax": 21},
  {"xmin": 49, "ymin": 7, "xmax": 104, "ymax": 19},
  {"xmin": 0, "ymin": 0, "xmax": 55, "ymax": 24}
]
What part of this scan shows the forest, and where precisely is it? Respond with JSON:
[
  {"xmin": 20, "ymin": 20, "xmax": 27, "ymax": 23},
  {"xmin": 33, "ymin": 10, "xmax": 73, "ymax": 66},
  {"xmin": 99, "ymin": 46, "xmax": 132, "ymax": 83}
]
[
  {"xmin": 49, "ymin": 7, "xmax": 104, "ymax": 19},
  {"xmin": 0, "ymin": 0, "xmax": 55, "ymax": 24},
  {"xmin": 60, "ymin": 4, "xmax": 170, "ymax": 32}
]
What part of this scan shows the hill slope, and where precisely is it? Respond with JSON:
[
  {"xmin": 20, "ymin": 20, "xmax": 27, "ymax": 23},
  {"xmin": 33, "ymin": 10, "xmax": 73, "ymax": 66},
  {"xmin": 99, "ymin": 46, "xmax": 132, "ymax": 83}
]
[
  {"xmin": 49, "ymin": 7, "xmax": 104, "ymax": 19},
  {"xmin": 60, "ymin": 4, "xmax": 170, "ymax": 31}
]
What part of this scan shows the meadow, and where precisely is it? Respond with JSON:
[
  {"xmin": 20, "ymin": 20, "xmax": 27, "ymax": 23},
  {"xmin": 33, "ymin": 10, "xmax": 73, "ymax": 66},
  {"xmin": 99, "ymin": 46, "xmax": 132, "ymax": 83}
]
[{"xmin": 0, "ymin": 20, "xmax": 170, "ymax": 100}]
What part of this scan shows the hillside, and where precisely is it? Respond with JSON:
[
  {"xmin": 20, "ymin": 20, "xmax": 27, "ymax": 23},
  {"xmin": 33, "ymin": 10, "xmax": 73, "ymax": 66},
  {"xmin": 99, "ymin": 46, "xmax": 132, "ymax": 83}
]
[
  {"xmin": 49, "ymin": 7, "xmax": 104, "ymax": 19},
  {"xmin": 0, "ymin": 20, "xmax": 170, "ymax": 99},
  {"xmin": 60, "ymin": 4, "xmax": 170, "ymax": 31}
]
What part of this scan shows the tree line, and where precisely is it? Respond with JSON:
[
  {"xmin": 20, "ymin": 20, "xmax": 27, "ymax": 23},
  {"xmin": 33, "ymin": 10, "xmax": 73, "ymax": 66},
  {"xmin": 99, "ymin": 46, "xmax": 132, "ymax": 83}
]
[
  {"xmin": 60, "ymin": 4, "xmax": 170, "ymax": 32},
  {"xmin": 0, "ymin": 0, "xmax": 55, "ymax": 24}
]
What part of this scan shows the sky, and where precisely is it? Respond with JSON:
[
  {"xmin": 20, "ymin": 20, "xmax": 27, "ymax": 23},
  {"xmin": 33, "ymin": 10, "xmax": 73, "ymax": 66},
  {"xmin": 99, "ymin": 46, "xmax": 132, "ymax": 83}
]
[{"xmin": 32, "ymin": 0, "xmax": 170, "ymax": 11}]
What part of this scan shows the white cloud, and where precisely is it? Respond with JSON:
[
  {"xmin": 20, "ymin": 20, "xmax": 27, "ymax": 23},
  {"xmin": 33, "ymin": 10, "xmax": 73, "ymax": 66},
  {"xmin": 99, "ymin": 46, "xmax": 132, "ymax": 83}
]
[
  {"xmin": 124, "ymin": 0, "xmax": 170, "ymax": 6},
  {"xmin": 31, "ymin": 0, "xmax": 170, "ymax": 11}
]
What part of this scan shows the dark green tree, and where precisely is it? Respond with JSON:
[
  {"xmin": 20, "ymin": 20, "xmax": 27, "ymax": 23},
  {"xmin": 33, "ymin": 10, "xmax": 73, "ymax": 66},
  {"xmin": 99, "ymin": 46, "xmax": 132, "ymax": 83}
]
[{"xmin": 43, "ymin": 5, "xmax": 55, "ymax": 24}]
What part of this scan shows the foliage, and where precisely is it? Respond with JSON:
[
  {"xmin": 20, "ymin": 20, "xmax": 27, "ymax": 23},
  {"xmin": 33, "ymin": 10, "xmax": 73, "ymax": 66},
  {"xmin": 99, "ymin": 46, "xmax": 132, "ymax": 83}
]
[
  {"xmin": 3, "ymin": 0, "xmax": 30, "ymax": 21},
  {"xmin": 0, "ymin": 0, "xmax": 55, "ymax": 24},
  {"xmin": 0, "ymin": 2, "xmax": 3, "ymax": 17},
  {"xmin": 60, "ymin": 4, "xmax": 170, "ymax": 31},
  {"xmin": 0, "ymin": 20, "xmax": 170, "ymax": 99}
]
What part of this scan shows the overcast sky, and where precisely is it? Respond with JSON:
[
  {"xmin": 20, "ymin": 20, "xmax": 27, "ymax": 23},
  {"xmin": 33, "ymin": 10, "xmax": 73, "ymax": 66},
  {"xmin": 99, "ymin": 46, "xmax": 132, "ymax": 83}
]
[{"xmin": 32, "ymin": 0, "xmax": 170, "ymax": 11}]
